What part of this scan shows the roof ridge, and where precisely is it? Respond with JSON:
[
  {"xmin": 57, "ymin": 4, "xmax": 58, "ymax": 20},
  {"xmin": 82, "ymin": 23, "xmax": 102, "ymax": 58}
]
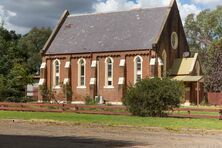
[{"xmin": 68, "ymin": 6, "xmax": 170, "ymax": 18}]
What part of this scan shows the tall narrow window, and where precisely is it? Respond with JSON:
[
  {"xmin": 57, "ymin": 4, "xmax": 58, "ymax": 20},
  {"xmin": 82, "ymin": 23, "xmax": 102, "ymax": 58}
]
[
  {"xmin": 162, "ymin": 50, "xmax": 167, "ymax": 77},
  {"xmin": 105, "ymin": 57, "xmax": 113, "ymax": 87},
  {"xmin": 78, "ymin": 58, "xmax": 86, "ymax": 87},
  {"xmin": 53, "ymin": 59, "xmax": 60, "ymax": 88},
  {"xmin": 134, "ymin": 56, "xmax": 143, "ymax": 84}
]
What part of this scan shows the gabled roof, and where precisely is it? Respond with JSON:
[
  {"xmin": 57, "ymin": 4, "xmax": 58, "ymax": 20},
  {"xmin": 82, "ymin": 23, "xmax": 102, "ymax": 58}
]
[
  {"xmin": 45, "ymin": 5, "xmax": 172, "ymax": 55},
  {"xmin": 170, "ymin": 53, "xmax": 199, "ymax": 75}
]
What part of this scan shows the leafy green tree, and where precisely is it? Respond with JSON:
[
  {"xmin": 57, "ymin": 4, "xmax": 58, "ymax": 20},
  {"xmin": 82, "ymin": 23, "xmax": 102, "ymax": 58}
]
[
  {"xmin": 6, "ymin": 64, "xmax": 33, "ymax": 99},
  {"xmin": 0, "ymin": 27, "xmax": 21, "ymax": 76},
  {"xmin": 17, "ymin": 27, "xmax": 51, "ymax": 74},
  {"xmin": 184, "ymin": 7, "xmax": 222, "ymax": 72},
  {"xmin": 205, "ymin": 38, "xmax": 222, "ymax": 92},
  {"xmin": 0, "ymin": 75, "xmax": 7, "ymax": 100},
  {"xmin": 0, "ymin": 26, "xmax": 51, "ymax": 101}
]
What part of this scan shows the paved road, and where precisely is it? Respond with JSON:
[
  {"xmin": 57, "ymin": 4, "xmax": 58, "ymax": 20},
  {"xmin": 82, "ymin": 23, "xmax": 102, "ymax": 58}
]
[{"xmin": 0, "ymin": 120, "xmax": 222, "ymax": 148}]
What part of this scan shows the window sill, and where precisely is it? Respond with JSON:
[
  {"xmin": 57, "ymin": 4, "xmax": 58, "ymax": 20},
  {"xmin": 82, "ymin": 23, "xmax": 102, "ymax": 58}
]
[
  {"xmin": 104, "ymin": 86, "xmax": 114, "ymax": 89},
  {"xmin": 77, "ymin": 86, "xmax": 86, "ymax": 89}
]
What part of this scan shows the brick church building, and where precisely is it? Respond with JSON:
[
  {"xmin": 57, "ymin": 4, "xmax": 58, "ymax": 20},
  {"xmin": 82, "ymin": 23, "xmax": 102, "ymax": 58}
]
[{"xmin": 39, "ymin": 0, "xmax": 203, "ymax": 105}]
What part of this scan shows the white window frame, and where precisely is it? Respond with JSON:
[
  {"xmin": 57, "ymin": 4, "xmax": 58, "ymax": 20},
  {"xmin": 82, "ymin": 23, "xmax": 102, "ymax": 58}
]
[
  {"xmin": 171, "ymin": 32, "xmax": 179, "ymax": 50},
  {"xmin": 134, "ymin": 55, "xmax": 143, "ymax": 84},
  {"xmin": 53, "ymin": 59, "xmax": 61, "ymax": 89},
  {"xmin": 104, "ymin": 57, "xmax": 114, "ymax": 88},
  {"xmin": 77, "ymin": 58, "xmax": 86, "ymax": 88}
]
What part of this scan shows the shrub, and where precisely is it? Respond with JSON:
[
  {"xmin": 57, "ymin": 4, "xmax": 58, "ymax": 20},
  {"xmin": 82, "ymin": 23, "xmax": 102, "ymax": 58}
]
[
  {"xmin": 6, "ymin": 97, "xmax": 36, "ymax": 103},
  {"xmin": 85, "ymin": 95, "xmax": 99, "ymax": 105},
  {"xmin": 123, "ymin": 77, "xmax": 184, "ymax": 117},
  {"xmin": 63, "ymin": 84, "xmax": 73, "ymax": 102},
  {"xmin": 39, "ymin": 84, "xmax": 53, "ymax": 102}
]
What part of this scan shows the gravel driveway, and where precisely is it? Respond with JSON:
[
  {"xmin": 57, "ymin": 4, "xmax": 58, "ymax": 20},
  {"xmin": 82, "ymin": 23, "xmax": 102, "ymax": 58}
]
[{"xmin": 0, "ymin": 120, "xmax": 222, "ymax": 148}]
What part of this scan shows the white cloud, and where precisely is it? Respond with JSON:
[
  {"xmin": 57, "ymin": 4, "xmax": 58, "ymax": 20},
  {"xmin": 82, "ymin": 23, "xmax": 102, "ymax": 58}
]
[
  {"xmin": 136, "ymin": 0, "xmax": 171, "ymax": 8},
  {"xmin": 0, "ymin": 5, "xmax": 29, "ymax": 34},
  {"xmin": 94, "ymin": 0, "xmax": 172, "ymax": 12},
  {"xmin": 94, "ymin": 0, "xmax": 201, "ymax": 23},
  {"xmin": 94, "ymin": 0, "xmax": 138, "ymax": 12},
  {"xmin": 177, "ymin": 1, "xmax": 201, "ymax": 23},
  {"xmin": 193, "ymin": 0, "xmax": 220, "ymax": 5}
]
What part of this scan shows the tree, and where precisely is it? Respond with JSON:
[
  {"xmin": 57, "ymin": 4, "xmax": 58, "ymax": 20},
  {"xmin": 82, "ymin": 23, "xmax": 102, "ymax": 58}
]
[
  {"xmin": 0, "ymin": 26, "xmax": 51, "ymax": 101},
  {"xmin": 205, "ymin": 38, "xmax": 222, "ymax": 92},
  {"xmin": 0, "ymin": 75, "xmax": 7, "ymax": 100},
  {"xmin": 17, "ymin": 27, "xmax": 51, "ymax": 74},
  {"xmin": 123, "ymin": 78, "xmax": 184, "ymax": 117},
  {"xmin": 6, "ymin": 64, "xmax": 33, "ymax": 99},
  {"xmin": 184, "ymin": 6, "xmax": 222, "ymax": 72}
]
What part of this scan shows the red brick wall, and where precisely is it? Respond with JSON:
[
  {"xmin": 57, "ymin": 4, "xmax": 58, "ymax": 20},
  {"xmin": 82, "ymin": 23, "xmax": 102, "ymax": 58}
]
[
  {"xmin": 40, "ymin": 50, "xmax": 154, "ymax": 103},
  {"xmin": 208, "ymin": 92, "xmax": 222, "ymax": 105}
]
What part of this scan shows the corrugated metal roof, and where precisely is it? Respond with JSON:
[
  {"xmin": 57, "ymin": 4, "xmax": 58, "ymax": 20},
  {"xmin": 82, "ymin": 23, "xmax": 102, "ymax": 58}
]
[
  {"xmin": 46, "ymin": 7, "xmax": 170, "ymax": 54},
  {"xmin": 170, "ymin": 58, "xmax": 196, "ymax": 75}
]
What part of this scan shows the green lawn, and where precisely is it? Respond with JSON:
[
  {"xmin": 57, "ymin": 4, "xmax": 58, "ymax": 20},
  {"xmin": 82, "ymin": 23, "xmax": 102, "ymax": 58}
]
[
  {"xmin": 168, "ymin": 111, "xmax": 219, "ymax": 116},
  {"xmin": 0, "ymin": 111, "xmax": 222, "ymax": 130}
]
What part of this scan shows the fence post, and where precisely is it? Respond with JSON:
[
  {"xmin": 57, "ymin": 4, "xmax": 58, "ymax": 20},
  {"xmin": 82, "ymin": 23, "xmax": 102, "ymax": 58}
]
[
  {"xmin": 62, "ymin": 104, "xmax": 65, "ymax": 112},
  {"xmin": 74, "ymin": 105, "xmax": 79, "ymax": 112},
  {"xmin": 188, "ymin": 110, "xmax": 191, "ymax": 118},
  {"xmin": 219, "ymin": 110, "xmax": 222, "ymax": 120}
]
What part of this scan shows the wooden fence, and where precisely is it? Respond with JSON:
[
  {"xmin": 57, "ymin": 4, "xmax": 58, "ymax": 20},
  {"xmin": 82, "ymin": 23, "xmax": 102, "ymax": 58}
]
[
  {"xmin": 168, "ymin": 108, "xmax": 221, "ymax": 119},
  {"xmin": 0, "ymin": 102, "xmax": 129, "ymax": 115},
  {"xmin": 0, "ymin": 102, "xmax": 221, "ymax": 119}
]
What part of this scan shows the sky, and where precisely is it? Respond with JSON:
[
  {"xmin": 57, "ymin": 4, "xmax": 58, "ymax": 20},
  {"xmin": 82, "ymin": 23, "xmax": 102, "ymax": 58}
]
[{"xmin": 0, "ymin": 0, "xmax": 220, "ymax": 34}]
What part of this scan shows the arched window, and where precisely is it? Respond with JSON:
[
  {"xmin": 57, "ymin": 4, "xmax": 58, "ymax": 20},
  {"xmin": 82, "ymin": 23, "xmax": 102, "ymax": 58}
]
[
  {"xmin": 195, "ymin": 61, "xmax": 200, "ymax": 76},
  {"xmin": 105, "ymin": 57, "xmax": 113, "ymax": 87},
  {"xmin": 53, "ymin": 59, "xmax": 60, "ymax": 88},
  {"xmin": 162, "ymin": 50, "xmax": 167, "ymax": 77},
  {"xmin": 78, "ymin": 58, "xmax": 86, "ymax": 87},
  {"xmin": 134, "ymin": 56, "xmax": 143, "ymax": 84}
]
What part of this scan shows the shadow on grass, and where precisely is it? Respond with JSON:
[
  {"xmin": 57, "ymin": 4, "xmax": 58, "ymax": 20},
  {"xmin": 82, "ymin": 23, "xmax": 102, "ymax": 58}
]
[{"xmin": 0, "ymin": 134, "xmax": 144, "ymax": 148}]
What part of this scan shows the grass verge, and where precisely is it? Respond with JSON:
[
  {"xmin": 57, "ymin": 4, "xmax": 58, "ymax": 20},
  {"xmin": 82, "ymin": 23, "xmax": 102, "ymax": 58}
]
[{"xmin": 0, "ymin": 111, "xmax": 222, "ymax": 130}]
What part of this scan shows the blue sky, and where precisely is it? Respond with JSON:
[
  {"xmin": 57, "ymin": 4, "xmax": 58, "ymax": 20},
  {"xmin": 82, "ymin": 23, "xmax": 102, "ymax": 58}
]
[
  {"xmin": 0, "ymin": 0, "xmax": 220, "ymax": 34},
  {"xmin": 181, "ymin": 0, "xmax": 192, "ymax": 4}
]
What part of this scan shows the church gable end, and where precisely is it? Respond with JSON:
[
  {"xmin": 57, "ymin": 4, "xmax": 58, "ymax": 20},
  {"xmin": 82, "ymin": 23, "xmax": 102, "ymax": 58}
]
[{"xmin": 157, "ymin": 0, "xmax": 189, "ymax": 72}]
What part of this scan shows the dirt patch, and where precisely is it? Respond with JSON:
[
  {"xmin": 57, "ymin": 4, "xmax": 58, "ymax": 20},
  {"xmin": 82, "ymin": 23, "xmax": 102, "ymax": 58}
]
[{"xmin": 0, "ymin": 119, "xmax": 222, "ymax": 148}]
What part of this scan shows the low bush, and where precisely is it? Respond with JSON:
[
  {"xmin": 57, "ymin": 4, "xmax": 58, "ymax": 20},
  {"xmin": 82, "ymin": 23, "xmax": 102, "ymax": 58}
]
[
  {"xmin": 39, "ymin": 84, "xmax": 53, "ymax": 102},
  {"xmin": 123, "ymin": 77, "xmax": 184, "ymax": 117},
  {"xmin": 5, "ymin": 97, "xmax": 36, "ymax": 103},
  {"xmin": 85, "ymin": 96, "xmax": 99, "ymax": 105},
  {"xmin": 62, "ymin": 84, "xmax": 73, "ymax": 102}
]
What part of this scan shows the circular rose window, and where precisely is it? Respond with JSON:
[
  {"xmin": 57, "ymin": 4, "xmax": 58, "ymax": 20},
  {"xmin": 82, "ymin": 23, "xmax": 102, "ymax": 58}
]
[{"xmin": 171, "ymin": 32, "xmax": 178, "ymax": 49}]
